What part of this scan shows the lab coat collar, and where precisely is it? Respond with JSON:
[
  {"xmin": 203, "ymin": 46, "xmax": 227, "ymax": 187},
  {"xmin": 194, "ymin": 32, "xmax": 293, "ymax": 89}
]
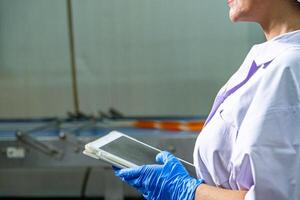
[{"xmin": 253, "ymin": 30, "xmax": 300, "ymax": 67}]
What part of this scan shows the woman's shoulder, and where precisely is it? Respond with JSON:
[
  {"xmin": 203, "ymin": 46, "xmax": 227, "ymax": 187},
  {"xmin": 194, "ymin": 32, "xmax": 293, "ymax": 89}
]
[
  {"xmin": 264, "ymin": 46, "xmax": 300, "ymax": 77},
  {"xmin": 250, "ymin": 46, "xmax": 300, "ymax": 110},
  {"xmin": 272, "ymin": 46, "xmax": 300, "ymax": 67}
]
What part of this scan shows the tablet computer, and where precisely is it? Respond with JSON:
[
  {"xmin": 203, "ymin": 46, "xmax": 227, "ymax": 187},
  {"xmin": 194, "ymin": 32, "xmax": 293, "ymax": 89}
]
[{"xmin": 83, "ymin": 130, "xmax": 196, "ymax": 177}]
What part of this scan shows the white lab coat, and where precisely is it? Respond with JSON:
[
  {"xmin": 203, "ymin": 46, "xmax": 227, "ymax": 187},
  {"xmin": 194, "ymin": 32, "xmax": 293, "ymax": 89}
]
[{"xmin": 193, "ymin": 30, "xmax": 300, "ymax": 199}]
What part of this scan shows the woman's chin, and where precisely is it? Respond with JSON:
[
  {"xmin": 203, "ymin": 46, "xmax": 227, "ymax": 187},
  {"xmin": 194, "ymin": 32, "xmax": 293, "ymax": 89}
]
[
  {"xmin": 229, "ymin": 11, "xmax": 250, "ymax": 22},
  {"xmin": 229, "ymin": 11, "xmax": 239, "ymax": 22}
]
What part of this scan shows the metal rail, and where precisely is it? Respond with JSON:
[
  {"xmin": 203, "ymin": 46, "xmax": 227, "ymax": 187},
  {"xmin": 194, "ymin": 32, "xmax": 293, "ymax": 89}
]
[{"xmin": 66, "ymin": 0, "xmax": 80, "ymax": 116}]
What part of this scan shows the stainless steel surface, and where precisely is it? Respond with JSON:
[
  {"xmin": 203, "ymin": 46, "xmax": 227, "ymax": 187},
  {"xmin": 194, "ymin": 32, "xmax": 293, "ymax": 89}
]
[
  {"xmin": 104, "ymin": 169, "xmax": 124, "ymax": 200},
  {"xmin": 16, "ymin": 131, "xmax": 64, "ymax": 159},
  {"xmin": 0, "ymin": 121, "xmax": 197, "ymax": 199}
]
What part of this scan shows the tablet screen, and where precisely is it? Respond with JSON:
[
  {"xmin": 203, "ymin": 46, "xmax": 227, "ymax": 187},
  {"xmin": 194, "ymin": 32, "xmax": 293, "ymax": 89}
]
[
  {"xmin": 99, "ymin": 135, "xmax": 196, "ymax": 177},
  {"xmin": 100, "ymin": 136, "xmax": 159, "ymax": 166}
]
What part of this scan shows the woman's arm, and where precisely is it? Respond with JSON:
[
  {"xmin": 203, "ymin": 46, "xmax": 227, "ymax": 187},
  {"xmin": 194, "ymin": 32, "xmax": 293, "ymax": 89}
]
[
  {"xmin": 114, "ymin": 151, "xmax": 248, "ymax": 200},
  {"xmin": 195, "ymin": 184, "xmax": 247, "ymax": 200}
]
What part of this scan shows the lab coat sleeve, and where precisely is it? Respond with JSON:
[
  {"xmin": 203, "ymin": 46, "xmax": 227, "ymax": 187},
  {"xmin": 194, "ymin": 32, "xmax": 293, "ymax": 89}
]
[{"xmin": 233, "ymin": 50, "xmax": 300, "ymax": 200}]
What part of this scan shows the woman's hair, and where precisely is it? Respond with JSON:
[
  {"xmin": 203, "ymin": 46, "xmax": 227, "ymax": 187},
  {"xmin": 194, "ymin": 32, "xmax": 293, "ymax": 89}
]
[
  {"xmin": 296, "ymin": 0, "xmax": 300, "ymax": 12},
  {"xmin": 293, "ymin": 0, "xmax": 300, "ymax": 8}
]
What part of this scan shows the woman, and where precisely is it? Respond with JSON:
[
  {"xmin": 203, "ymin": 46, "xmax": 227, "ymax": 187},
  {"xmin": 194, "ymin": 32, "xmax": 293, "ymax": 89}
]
[{"xmin": 114, "ymin": 0, "xmax": 300, "ymax": 199}]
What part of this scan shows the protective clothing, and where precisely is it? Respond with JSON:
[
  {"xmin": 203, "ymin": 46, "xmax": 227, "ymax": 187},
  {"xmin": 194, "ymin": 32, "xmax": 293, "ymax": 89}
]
[
  {"xmin": 114, "ymin": 151, "xmax": 204, "ymax": 200},
  {"xmin": 194, "ymin": 30, "xmax": 300, "ymax": 199}
]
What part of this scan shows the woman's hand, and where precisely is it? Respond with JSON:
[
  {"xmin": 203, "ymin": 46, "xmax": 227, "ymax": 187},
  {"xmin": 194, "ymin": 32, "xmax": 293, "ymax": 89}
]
[{"xmin": 113, "ymin": 151, "xmax": 204, "ymax": 200}]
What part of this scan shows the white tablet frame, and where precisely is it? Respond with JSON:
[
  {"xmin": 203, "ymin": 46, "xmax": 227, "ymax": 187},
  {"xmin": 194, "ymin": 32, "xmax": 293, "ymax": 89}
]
[{"xmin": 83, "ymin": 130, "xmax": 195, "ymax": 172}]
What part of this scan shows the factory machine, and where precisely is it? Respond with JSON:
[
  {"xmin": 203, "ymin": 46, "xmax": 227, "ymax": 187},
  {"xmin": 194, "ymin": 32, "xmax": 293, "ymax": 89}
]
[{"xmin": 0, "ymin": 115, "xmax": 204, "ymax": 200}]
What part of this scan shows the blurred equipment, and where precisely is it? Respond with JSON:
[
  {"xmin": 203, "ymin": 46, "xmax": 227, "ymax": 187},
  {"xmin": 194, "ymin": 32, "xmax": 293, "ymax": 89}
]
[{"xmin": 0, "ymin": 116, "xmax": 204, "ymax": 200}]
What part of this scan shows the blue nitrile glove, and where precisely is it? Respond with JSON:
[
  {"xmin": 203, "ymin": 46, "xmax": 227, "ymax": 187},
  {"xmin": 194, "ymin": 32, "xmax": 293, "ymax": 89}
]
[{"xmin": 114, "ymin": 151, "xmax": 204, "ymax": 200}]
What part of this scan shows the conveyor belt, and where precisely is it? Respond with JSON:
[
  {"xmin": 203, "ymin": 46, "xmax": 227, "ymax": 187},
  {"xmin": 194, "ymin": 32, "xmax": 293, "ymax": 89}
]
[{"xmin": 0, "ymin": 117, "xmax": 203, "ymax": 199}]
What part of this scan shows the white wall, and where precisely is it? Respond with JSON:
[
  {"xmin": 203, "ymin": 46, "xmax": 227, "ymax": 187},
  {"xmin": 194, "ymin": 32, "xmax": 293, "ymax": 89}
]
[
  {"xmin": 0, "ymin": 0, "xmax": 73, "ymax": 117},
  {"xmin": 0, "ymin": 0, "xmax": 265, "ymax": 118}
]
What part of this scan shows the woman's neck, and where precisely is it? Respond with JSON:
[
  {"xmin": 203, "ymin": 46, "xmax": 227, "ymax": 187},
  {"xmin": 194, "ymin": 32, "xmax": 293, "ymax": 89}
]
[{"xmin": 260, "ymin": 4, "xmax": 300, "ymax": 40}]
